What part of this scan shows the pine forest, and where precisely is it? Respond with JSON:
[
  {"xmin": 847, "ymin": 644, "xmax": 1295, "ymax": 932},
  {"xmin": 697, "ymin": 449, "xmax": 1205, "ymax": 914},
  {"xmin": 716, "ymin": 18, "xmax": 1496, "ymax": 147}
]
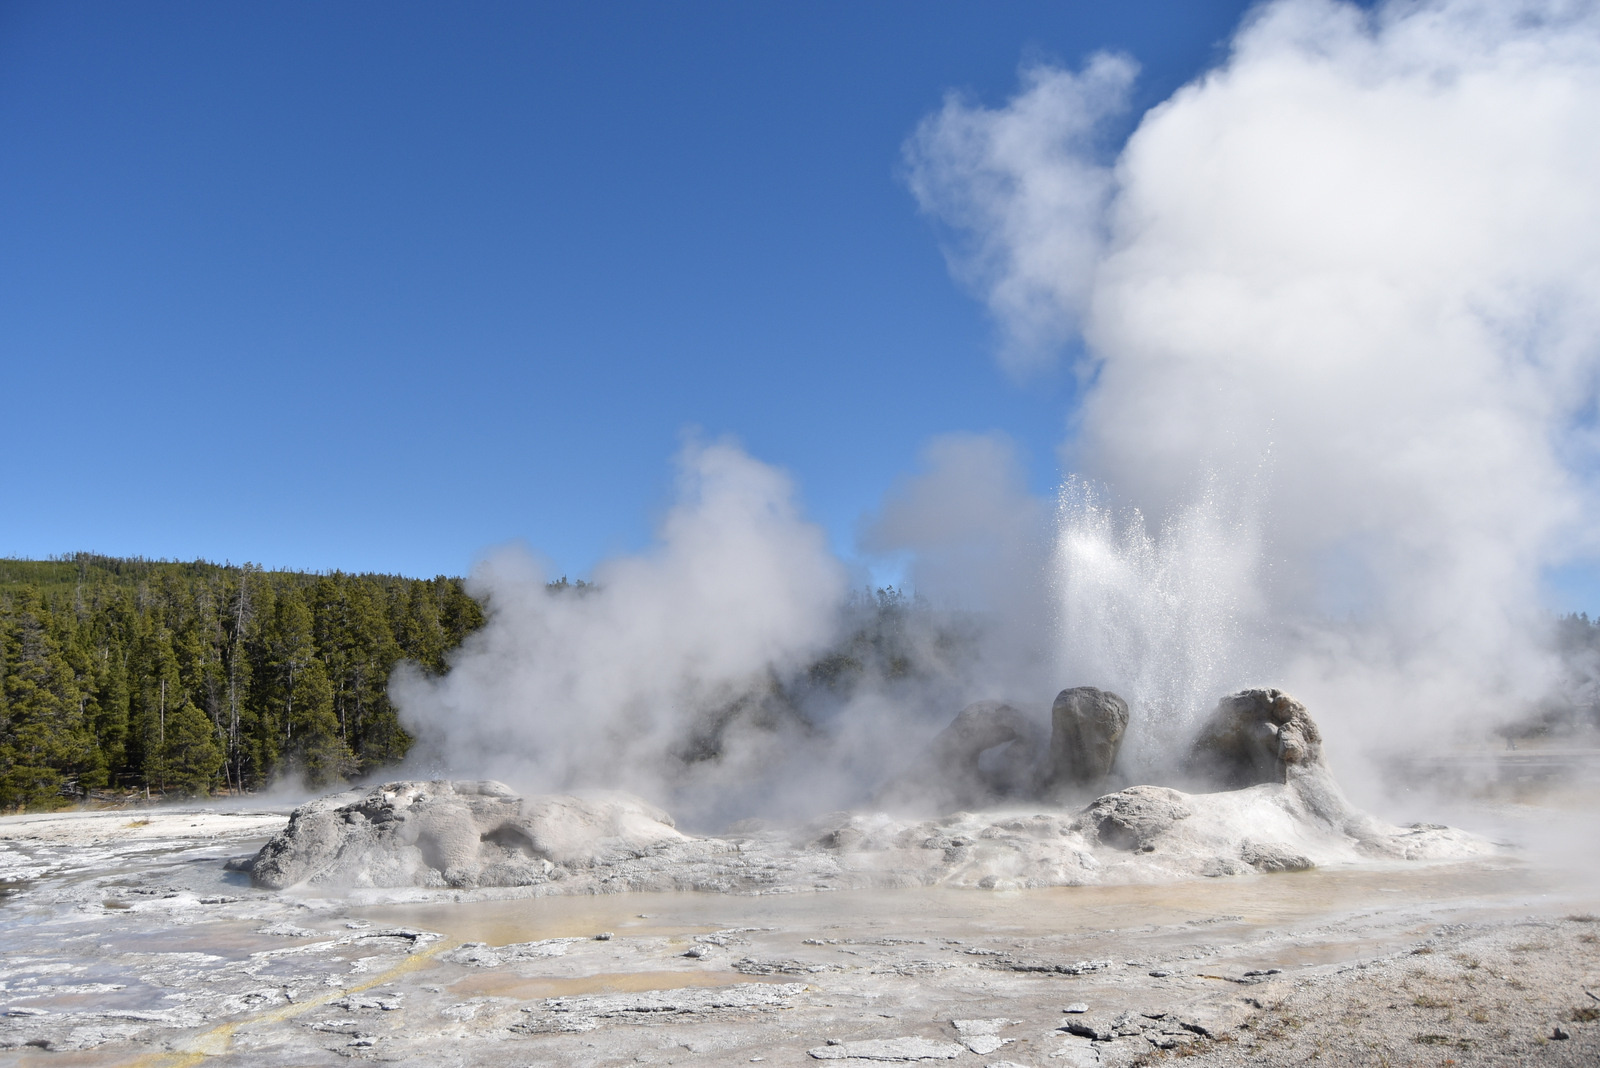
[{"xmin": 0, "ymin": 554, "xmax": 484, "ymax": 810}]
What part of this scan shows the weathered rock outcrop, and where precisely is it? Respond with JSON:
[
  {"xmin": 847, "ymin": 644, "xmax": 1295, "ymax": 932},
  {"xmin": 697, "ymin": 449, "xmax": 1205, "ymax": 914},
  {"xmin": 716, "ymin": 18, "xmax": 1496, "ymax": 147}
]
[
  {"xmin": 1181, "ymin": 688, "xmax": 1435, "ymax": 859},
  {"xmin": 926, "ymin": 700, "xmax": 1048, "ymax": 803},
  {"xmin": 888, "ymin": 687, "xmax": 1130, "ymax": 812},
  {"xmin": 787, "ymin": 774, "xmax": 1485, "ymax": 888},
  {"xmin": 249, "ymin": 780, "xmax": 687, "ymax": 890},
  {"xmin": 1045, "ymin": 686, "xmax": 1129, "ymax": 794},
  {"xmin": 242, "ymin": 690, "xmax": 1493, "ymax": 895},
  {"xmin": 1187, "ymin": 688, "xmax": 1323, "ymax": 789},
  {"xmin": 878, "ymin": 701, "xmax": 1047, "ymax": 811}
]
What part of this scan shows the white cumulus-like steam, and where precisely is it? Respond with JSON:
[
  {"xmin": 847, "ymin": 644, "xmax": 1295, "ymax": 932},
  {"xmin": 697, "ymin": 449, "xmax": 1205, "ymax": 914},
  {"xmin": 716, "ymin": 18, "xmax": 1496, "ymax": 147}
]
[
  {"xmin": 397, "ymin": 0, "xmax": 1600, "ymax": 816},
  {"xmin": 910, "ymin": 0, "xmax": 1600, "ymax": 771},
  {"xmin": 906, "ymin": 53, "xmax": 1137, "ymax": 375},
  {"xmin": 393, "ymin": 440, "xmax": 849, "ymax": 816}
]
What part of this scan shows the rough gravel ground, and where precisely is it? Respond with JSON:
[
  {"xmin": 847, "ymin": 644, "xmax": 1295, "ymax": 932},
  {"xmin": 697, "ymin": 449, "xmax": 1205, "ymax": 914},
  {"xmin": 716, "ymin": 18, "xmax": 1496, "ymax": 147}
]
[
  {"xmin": 1169, "ymin": 916, "xmax": 1600, "ymax": 1067},
  {"xmin": 0, "ymin": 806, "xmax": 1596, "ymax": 1067}
]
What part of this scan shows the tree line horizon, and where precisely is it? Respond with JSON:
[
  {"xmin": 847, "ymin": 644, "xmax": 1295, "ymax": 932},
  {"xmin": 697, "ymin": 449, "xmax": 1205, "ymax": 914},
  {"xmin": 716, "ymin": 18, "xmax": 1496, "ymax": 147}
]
[
  {"xmin": 0, "ymin": 553, "xmax": 489, "ymax": 810},
  {"xmin": 4, "ymin": 551, "xmax": 1595, "ymax": 813},
  {"xmin": 0, "ymin": 552, "xmax": 933, "ymax": 812}
]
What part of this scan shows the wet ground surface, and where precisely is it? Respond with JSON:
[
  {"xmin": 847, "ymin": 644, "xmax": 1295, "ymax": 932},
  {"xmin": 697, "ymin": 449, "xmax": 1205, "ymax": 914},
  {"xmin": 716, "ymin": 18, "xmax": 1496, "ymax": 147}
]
[{"xmin": 0, "ymin": 807, "xmax": 1596, "ymax": 1066}]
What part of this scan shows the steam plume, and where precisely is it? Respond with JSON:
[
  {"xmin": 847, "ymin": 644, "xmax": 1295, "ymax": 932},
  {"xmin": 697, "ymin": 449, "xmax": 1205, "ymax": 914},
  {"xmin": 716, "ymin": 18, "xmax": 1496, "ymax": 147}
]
[
  {"xmin": 400, "ymin": 0, "xmax": 1600, "ymax": 816},
  {"xmin": 910, "ymin": 0, "xmax": 1600, "ymax": 771},
  {"xmin": 393, "ymin": 440, "xmax": 848, "ymax": 816},
  {"xmin": 905, "ymin": 53, "xmax": 1135, "ymax": 375}
]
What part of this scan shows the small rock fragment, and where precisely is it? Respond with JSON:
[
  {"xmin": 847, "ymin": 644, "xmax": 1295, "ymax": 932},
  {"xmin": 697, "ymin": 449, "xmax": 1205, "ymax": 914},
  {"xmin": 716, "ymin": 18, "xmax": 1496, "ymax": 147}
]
[
  {"xmin": 952, "ymin": 1019, "xmax": 1012, "ymax": 1035},
  {"xmin": 951, "ymin": 1019, "xmax": 1013, "ymax": 1055},
  {"xmin": 807, "ymin": 1036, "xmax": 966, "ymax": 1060},
  {"xmin": 1240, "ymin": 841, "xmax": 1313, "ymax": 873},
  {"xmin": 1049, "ymin": 1041, "xmax": 1101, "ymax": 1067},
  {"xmin": 531, "ymin": 982, "xmax": 804, "ymax": 1021},
  {"xmin": 1177, "ymin": 1001, "xmax": 1255, "ymax": 1037},
  {"xmin": 1062, "ymin": 1003, "xmax": 1089, "ymax": 1014}
]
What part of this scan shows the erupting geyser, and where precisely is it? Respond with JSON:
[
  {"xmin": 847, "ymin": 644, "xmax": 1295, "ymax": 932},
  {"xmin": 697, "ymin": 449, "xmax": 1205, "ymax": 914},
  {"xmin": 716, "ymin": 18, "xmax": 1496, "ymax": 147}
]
[{"xmin": 249, "ymin": 687, "xmax": 1490, "ymax": 893}]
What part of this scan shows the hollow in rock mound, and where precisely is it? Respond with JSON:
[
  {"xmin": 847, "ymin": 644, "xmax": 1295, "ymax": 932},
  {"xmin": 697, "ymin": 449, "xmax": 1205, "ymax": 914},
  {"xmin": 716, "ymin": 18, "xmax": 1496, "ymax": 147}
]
[{"xmin": 880, "ymin": 700, "xmax": 1047, "ymax": 811}]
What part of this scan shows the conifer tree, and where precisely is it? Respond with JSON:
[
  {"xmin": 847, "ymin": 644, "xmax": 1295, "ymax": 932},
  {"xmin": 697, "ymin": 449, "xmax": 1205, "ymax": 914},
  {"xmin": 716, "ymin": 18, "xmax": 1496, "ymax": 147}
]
[
  {"xmin": 0, "ymin": 588, "xmax": 92, "ymax": 808},
  {"xmin": 151, "ymin": 698, "xmax": 223, "ymax": 795},
  {"xmin": 0, "ymin": 556, "xmax": 487, "ymax": 805},
  {"xmin": 288, "ymin": 658, "xmax": 349, "ymax": 788}
]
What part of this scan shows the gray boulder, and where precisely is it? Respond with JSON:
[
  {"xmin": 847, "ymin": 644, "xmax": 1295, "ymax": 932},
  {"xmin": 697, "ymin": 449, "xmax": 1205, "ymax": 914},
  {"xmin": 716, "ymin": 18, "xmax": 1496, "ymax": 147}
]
[
  {"xmin": 1186, "ymin": 688, "xmax": 1323, "ymax": 789},
  {"xmin": 249, "ymin": 780, "xmax": 686, "ymax": 890},
  {"xmin": 927, "ymin": 700, "xmax": 1048, "ymax": 799},
  {"xmin": 1045, "ymin": 686, "xmax": 1129, "ymax": 795},
  {"xmin": 880, "ymin": 701, "xmax": 1047, "ymax": 811}
]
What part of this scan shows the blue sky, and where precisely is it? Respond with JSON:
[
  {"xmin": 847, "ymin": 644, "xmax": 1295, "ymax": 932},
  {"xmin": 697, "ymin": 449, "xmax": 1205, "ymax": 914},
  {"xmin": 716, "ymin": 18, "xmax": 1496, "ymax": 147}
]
[{"xmin": 0, "ymin": 1, "xmax": 1256, "ymax": 581}]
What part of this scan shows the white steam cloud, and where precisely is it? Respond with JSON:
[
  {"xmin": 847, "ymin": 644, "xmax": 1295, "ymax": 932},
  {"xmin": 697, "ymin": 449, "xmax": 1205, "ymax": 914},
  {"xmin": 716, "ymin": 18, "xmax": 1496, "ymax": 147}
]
[
  {"xmin": 909, "ymin": 0, "xmax": 1600, "ymax": 772},
  {"xmin": 396, "ymin": 437, "xmax": 1062, "ymax": 824},
  {"xmin": 861, "ymin": 432, "xmax": 1058, "ymax": 702},
  {"xmin": 905, "ymin": 54, "xmax": 1136, "ymax": 374},
  {"xmin": 394, "ymin": 440, "xmax": 849, "ymax": 820},
  {"xmin": 400, "ymin": 0, "xmax": 1600, "ymax": 818},
  {"xmin": 862, "ymin": 432, "xmax": 1047, "ymax": 617}
]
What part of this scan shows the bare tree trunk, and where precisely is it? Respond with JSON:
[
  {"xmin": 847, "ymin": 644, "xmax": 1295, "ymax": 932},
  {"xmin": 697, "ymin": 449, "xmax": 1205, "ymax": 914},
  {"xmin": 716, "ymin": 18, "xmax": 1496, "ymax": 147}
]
[{"xmin": 158, "ymin": 677, "xmax": 166, "ymax": 795}]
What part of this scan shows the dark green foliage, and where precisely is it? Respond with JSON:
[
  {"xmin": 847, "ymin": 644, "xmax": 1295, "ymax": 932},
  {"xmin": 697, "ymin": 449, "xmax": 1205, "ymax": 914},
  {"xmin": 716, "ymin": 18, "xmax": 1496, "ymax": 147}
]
[
  {"xmin": 150, "ymin": 699, "xmax": 224, "ymax": 796},
  {"xmin": 805, "ymin": 587, "xmax": 961, "ymax": 693},
  {"xmin": 0, "ymin": 588, "xmax": 93, "ymax": 808},
  {"xmin": 0, "ymin": 553, "xmax": 485, "ymax": 808}
]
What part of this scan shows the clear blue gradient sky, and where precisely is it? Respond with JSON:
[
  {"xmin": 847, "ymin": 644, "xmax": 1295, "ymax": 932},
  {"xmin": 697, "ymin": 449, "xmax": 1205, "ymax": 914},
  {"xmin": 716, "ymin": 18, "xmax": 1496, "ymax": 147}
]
[{"xmin": 0, "ymin": 2, "xmax": 1264, "ymax": 582}]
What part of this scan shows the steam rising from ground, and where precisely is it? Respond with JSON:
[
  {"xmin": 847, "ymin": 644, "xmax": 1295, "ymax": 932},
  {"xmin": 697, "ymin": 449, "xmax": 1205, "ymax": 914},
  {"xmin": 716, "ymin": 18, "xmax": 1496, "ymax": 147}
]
[
  {"xmin": 396, "ymin": 438, "xmax": 1055, "ymax": 825},
  {"xmin": 399, "ymin": 0, "xmax": 1600, "ymax": 815},
  {"xmin": 861, "ymin": 432, "xmax": 1055, "ymax": 691},
  {"xmin": 394, "ymin": 441, "xmax": 850, "ymax": 820},
  {"xmin": 912, "ymin": 0, "xmax": 1600, "ymax": 778}
]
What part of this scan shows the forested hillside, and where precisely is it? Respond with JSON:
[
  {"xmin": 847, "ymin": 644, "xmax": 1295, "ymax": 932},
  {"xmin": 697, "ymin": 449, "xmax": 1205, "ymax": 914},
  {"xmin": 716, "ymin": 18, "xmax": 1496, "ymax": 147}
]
[{"xmin": 0, "ymin": 554, "xmax": 484, "ymax": 809}]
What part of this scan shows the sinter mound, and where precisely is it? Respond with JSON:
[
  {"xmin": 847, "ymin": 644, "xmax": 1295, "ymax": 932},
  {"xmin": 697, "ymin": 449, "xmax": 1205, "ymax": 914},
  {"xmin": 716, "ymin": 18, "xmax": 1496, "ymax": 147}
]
[
  {"xmin": 250, "ymin": 783, "xmax": 687, "ymax": 891},
  {"xmin": 249, "ymin": 688, "xmax": 1491, "ymax": 893}
]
